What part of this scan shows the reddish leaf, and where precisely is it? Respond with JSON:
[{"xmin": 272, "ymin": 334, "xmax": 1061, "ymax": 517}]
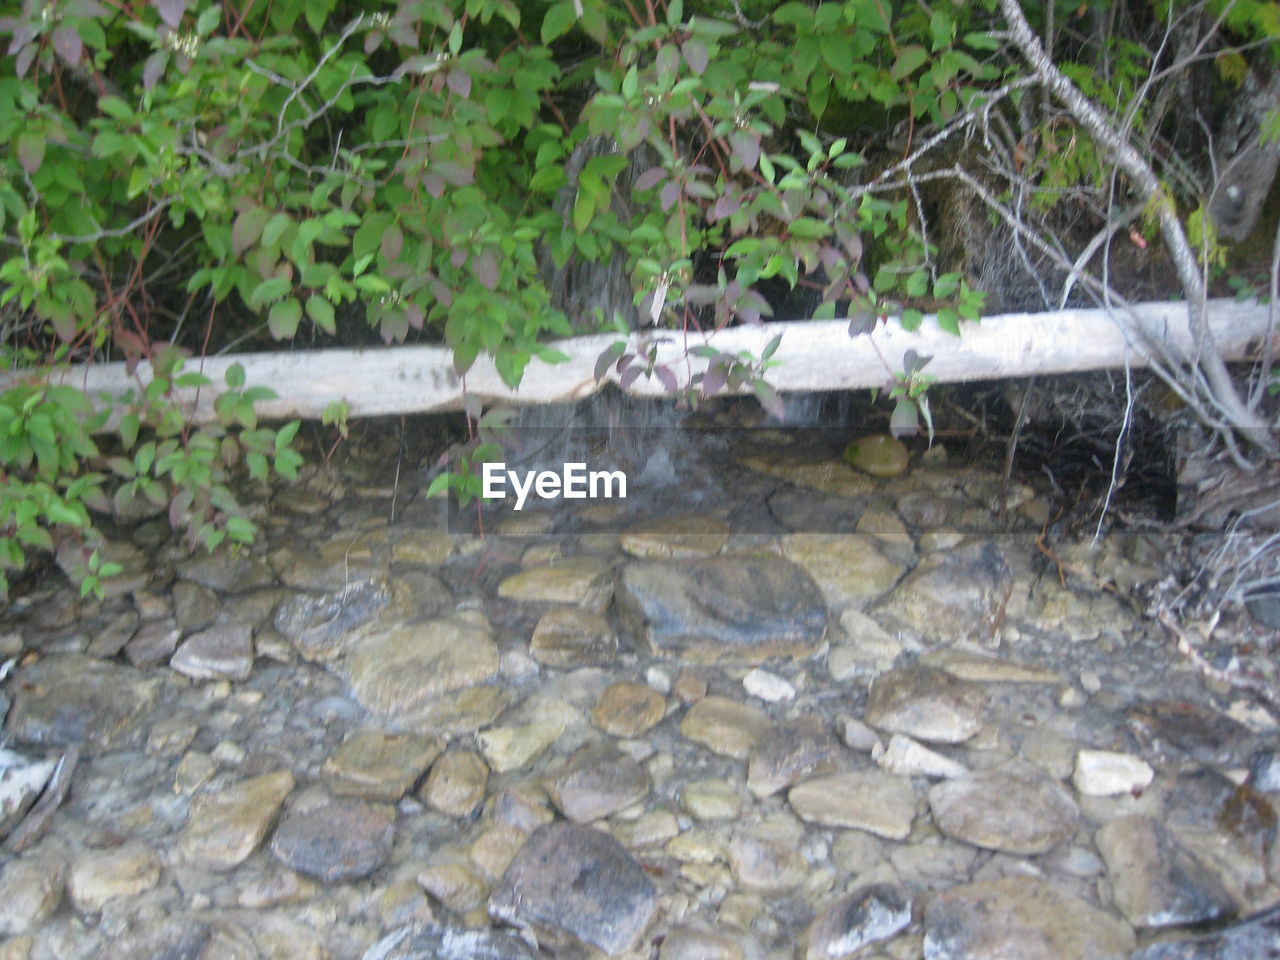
[
  {"xmin": 847, "ymin": 311, "xmax": 876, "ymax": 337},
  {"xmin": 594, "ymin": 342, "xmax": 626, "ymax": 382},
  {"xmin": 16, "ymin": 132, "xmax": 44, "ymax": 174},
  {"xmin": 153, "ymin": 0, "xmax": 187, "ymax": 30},
  {"xmin": 364, "ymin": 30, "xmax": 383, "ymax": 54},
  {"xmin": 446, "ymin": 69, "xmax": 472, "ymax": 98},
  {"xmin": 681, "ymin": 39, "xmax": 709, "ymax": 75},
  {"xmin": 634, "ymin": 167, "xmax": 667, "ymax": 191},
  {"xmin": 405, "ymin": 302, "xmax": 424, "ymax": 330},
  {"xmin": 473, "ymin": 250, "xmax": 498, "ymax": 290},
  {"xmin": 231, "ymin": 206, "xmax": 269, "ymax": 257},
  {"xmin": 52, "ymin": 25, "xmax": 82, "ymax": 65},
  {"xmin": 619, "ymin": 365, "xmax": 642, "ymax": 391},
  {"xmin": 729, "ymin": 130, "xmax": 760, "ymax": 171},
  {"xmin": 701, "ymin": 363, "xmax": 727, "ymax": 397},
  {"xmin": 380, "ymin": 225, "xmax": 404, "ymax": 262},
  {"xmin": 712, "ymin": 192, "xmax": 741, "ymax": 221},
  {"xmin": 654, "ymin": 365, "xmax": 677, "ymax": 393},
  {"xmin": 142, "ymin": 51, "xmax": 167, "ymax": 89},
  {"xmin": 753, "ymin": 380, "xmax": 786, "ymax": 421},
  {"xmin": 659, "ymin": 180, "xmax": 681, "ymax": 211},
  {"xmin": 15, "ymin": 45, "xmax": 36, "ymax": 78},
  {"xmin": 423, "ymin": 173, "xmax": 446, "ymax": 197}
]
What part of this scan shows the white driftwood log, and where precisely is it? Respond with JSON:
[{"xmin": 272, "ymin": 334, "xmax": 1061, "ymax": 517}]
[{"xmin": 7, "ymin": 299, "xmax": 1273, "ymax": 423}]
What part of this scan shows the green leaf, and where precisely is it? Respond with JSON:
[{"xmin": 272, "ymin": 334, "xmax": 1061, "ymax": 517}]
[
  {"xmin": 306, "ymin": 295, "xmax": 336, "ymax": 334},
  {"xmin": 426, "ymin": 472, "xmax": 451, "ymax": 498},
  {"xmin": 247, "ymin": 276, "xmax": 291, "ymax": 309},
  {"xmin": 268, "ymin": 298, "xmax": 302, "ymax": 340},
  {"xmin": 541, "ymin": 1, "xmax": 575, "ymax": 42},
  {"xmin": 225, "ymin": 363, "xmax": 246, "ymax": 388},
  {"xmin": 892, "ymin": 44, "xmax": 928, "ymax": 80}
]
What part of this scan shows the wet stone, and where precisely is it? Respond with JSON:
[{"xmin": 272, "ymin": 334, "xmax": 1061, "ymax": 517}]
[
  {"xmin": 67, "ymin": 842, "xmax": 161, "ymax": 913},
  {"xmin": 0, "ymin": 857, "xmax": 64, "ymax": 936},
  {"xmin": 864, "ymin": 664, "xmax": 987, "ymax": 744},
  {"xmin": 420, "ymin": 750, "xmax": 488, "ymax": 819},
  {"xmin": 806, "ymin": 883, "xmax": 913, "ymax": 960},
  {"xmin": 347, "ymin": 615, "xmax": 498, "ymax": 719},
  {"xmin": 273, "ymin": 578, "xmax": 395, "ymax": 663},
  {"xmin": 391, "ymin": 529, "xmax": 454, "ymax": 566},
  {"xmin": 591, "ymin": 681, "xmax": 666, "ymax": 737},
  {"xmin": 788, "ymin": 770, "xmax": 917, "ymax": 839},
  {"xmin": 363, "ymin": 923, "xmax": 541, "ymax": 960},
  {"xmin": 544, "ymin": 742, "xmax": 651, "ymax": 823},
  {"xmin": 170, "ymin": 623, "xmax": 254, "ymax": 682},
  {"xmin": 528, "ymin": 605, "xmax": 619, "ymax": 668},
  {"xmin": 618, "ymin": 556, "xmax": 827, "ymax": 662},
  {"xmin": 179, "ymin": 769, "xmax": 295, "ymax": 872},
  {"xmin": 877, "ymin": 539, "xmax": 1012, "ymax": 644},
  {"xmin": 747, "ymin": 718, "xmax": 847, "ymax": 798},
  {"xmin": 417, "ymin": 862, "xmax": 488, "ymax": 914},
  {"xmin": 410, "ymin": 685, "xmax": 511, "ymax": 736},
  {"xmin": 928, "ymin": 763, "xmax": 1078, "ymax": 855},
  {"xmin": 1129, "ymin": 902, "xmax": 1280, "ymax": 959},
  {"xmin": 844, "ymin": 434, "xmax": 910, "ymax": 477},
  {"xmin": 238, "ymin": 869, "xmax": 316, "ymax": 908},
  {"xmin": 497, "ymin": 556, "xmax": 614, "ymax": 612},
  {"xmin": 177, "ymin": 549, "xmax": 275, "ymax": 593},
  {"xmin": 682, "ymin": 778, "xmax": 742, "ymax": 820},
  {"xmin": 270, "ymin": 798, "xmax": 396, "ymax": 882},
  {"xmin": 923, "ymin": 877, "xmax": 1135, "ymax": 960},
  {"xmin": 173, "ymin": 581, "xmax": 219, "ymax": 634},
  {"xmin": 1126, "ymin": 699, "xmax": 1254, "ymax": 766},
  {"xmin": 780, "ymin": 534, "xmax": 905, "ymax": 611},
  {"xmin": 6, "ymin": 654, "xmax": 158, "ymax": 753},
  {"xmin": 919, "ymin": 646, "xmax": 1059, "ymax": 684},
  {"xmin": 477, "ymin": 720, "xmax": 564, "ymax": 774},
  {"xmin": 739, "ymin": 455, "xmax": 877, "ymax": 498},
  {"xmin": 727, "ymin": 830, "xmax": 808, "ymax": 894},
  {"xmin": 0, "ymin": 749, "xmax": 56, "ymax": 838},
  {"xmin": 1095, "ymin": 814, "xmax": 1236, "ymax": 929},
  {"xmin": 272, "ymin": 535, "xmax": 388, "ymax": 591},
  {"xmin": 323, "ymin": 729, "xmax": 442, "ymax": 801},
  {"xmin": 489, "ymin": 821, "xmax": 658, "ymax": 956},
  {"xmin": 680, "ymin": 695, "xmax": 772, "ymax": 760}
]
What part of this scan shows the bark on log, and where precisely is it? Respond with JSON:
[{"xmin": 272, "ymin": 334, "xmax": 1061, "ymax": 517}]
[{"xmin": 5, "ymin": 299, "xmax": 1274, "ymax": 424}]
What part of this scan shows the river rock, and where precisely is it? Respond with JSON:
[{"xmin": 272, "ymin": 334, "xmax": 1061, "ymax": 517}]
[
  {"xmin": 660, "ymin": 926, "xmax": 755, "ymax": 960},
  {"xmin": 0, "ymin": 856, "xmax": 64, "ymax": 935},
  {"xmin": 591, "ymin": 681, "xmax": 666, "ymax": 737},
  {"xmin": 179, "ymin": 769, "xmax": 295, "ymax": 871},
  {"xmin": 742, "ymin": 667, "xmax": 795, "ymax": 703},
  {"xmin": 877, "ymin": 539, "xmax": 1012, "ymax": 644},
  {"xmin": 747, "ymin": 718, "xmax": 847, "ymax": 798},
  {"xmin": 727, "ymin": 830, "xmax": 808, "ymax": 893},
  {"xmin": 874, "ymin": 733, "xmax": 968, "ymax": 779},
  {"xmin": 844, "ymin": 434, "xmax": 909, "ymax": 477},
  {"xmin": 270, "ymin": 798, "xmax": 396, "ymax": 882},
  {"xmin": 323, "ymin": 729, "xmax": 442, "ymax": 801},
  {"xmin": 273, "ymin": 578, "xmax": 397, "ymax": 663},
  {"xmin": 739, "ymin": 454, "xmax": 877, "ymax": 497},
  {"xmin": 478, "ymin": 720, "xmax": 564, "ymax": 774},
  {"xmin": 173, "ymin": 581, "xmax": 219, "ymax": 633},
  {"xmin": 1128, "ymin": 902, "xmax": 1280, "ymax": 959},
  {"xmin": 170, "ymin": 624, "xmax": 254, "ymax": 681},
  {"xmin": 67, "ymin": 842, "xmax": 161, "ymax": 913},
  {"xmin": 680, "ymin": 696, "xmax": 772, "ymax": 759},
  {"xmin": 682, "ymin": 779, "xmax": 742, "ymax": 820},
  {"xmin": 806, "ymin": 883, "xmax": 913, "ymax": 960},
  {"xmin": 928, "ymin": 764, "xmax": 1078, "ymax": 854},
  {"xmin": 528, "ymin": 606, "xmax": 619, "ymax": 668},
  {"xmin": 363, "ymin": 923, "xmax": 541, "ymax": 960},
  {"xmin": 272, "ymin": 534, "xmax": 388, "ymax": 591},
  {"xmin": 618, "ymin": 557, "xmax": 827, "ymax": 661},
  {"xmin": 544, "ymin": 743, "xmax": 651, "ymax": 823},
  {"xmin": 1126, "ymin": 699, "xmax": 1254, "ymax": 767},
  {"xmin": 919, "ymin": 646, "xmax": 1059, "ymax": 684},
  {"xmin": 780, "ymin": 534, "xmax": 905, "ymax": 611},
  {"xmin": 923, "ymin": 877, "xmax": 1135, "ymax": 960},
  {"xmin": 864, "ymin": 664, "xmax": 986, "ymax": 744},
  {"xmin": 620, "ymin": 514, "xmax": 730, "ymax": 558},
  {"xmin": 489, "ymin": 821, "xmax": 657, "ymax": 956},
  {"xmin": 347, "ymin": 615, "xmax": 498, "ymax": 719},
  {"xmin": 789, "ymin": 770, "xmax": 918, "ymax": 839},
  {"xmin": 420, "ymin": 750, "xmax": 488, "ymax": 818},
  {"xmin": 497, "ymin": 556, "xmax": 614, "ymax": 612},
  {"xmin": 6, "ymin": 654, "xmax": 157, "ymax": 753},
  {"xmin": 1072, "ymin": 749, "xmax": 1154, "ymax": 796},
  {"xmin": 1096, "ymin": 814, "xmax": 1236, "ymax": 929}
]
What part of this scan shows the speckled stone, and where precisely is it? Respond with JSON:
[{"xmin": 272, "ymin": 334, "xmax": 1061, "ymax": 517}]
[
  {"xmin": 529, "ymin": 606, "xmax": 619, "ymax": 668},
  {"xmin": 806, "ymin": 883, "xmax": 913, "ymax": 960},
  {"xmin": 170, "ymin": 624, "xmax": 254, "ymax": 682},
  {"xmin": 864, "ymin": 664, "xmax": 987, "ymax": 744},
  {"xmin": 270, "ymin": 799, "xmax": 396, "ymax": 882},
  {"xmin": 928, "ymin": 764, "xmax": 1078, "ymax": 855},
  {"xmin": 323, "ymin": 729, "xmax": 442, "ymax": 801},
  {"xmin": 67, "ymin": 842, "xmax": 161, "ymax": 913},
  {"xmin": 420, "ymin": 750, "xmax": 489, "ymax": 819},
  {"xmin": 680, "ymin": 696, "xmax": 772, "ymax": 760},
  {"xmin": 544, "ymin": 743, "xmax": 651, "ymax": 823},
  {"xmin": 179, "ymin": 769, "xmax": 295, "ymax": 871},
  {"xmin": 591, "ymin": 681, "xmax": 666, "ymax": 737},
  {"xmin": 789, "ymin": 771, "xmax": 918, "ymax": 839},
  {"xmin": 497, "ymin": 556, "xmax": 614, "ymax": 612}
]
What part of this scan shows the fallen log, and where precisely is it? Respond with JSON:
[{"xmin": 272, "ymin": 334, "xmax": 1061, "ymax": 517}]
[{"xmin": 6, "ymin": 299, "xmax": 1274, "ymax": 423}]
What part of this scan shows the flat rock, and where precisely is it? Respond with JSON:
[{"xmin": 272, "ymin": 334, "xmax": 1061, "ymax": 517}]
[
  {"xmin": 489, "ymin": 821, "xmax": 657, "ymax": 956},
  {"xmin": 270, "ymin": 798, "xmax": 396, "ymax": 882},
  {"xmin": 323, "ymin": 729, "xmax": 442, "ymax": 801},
  {"xmin": 806, "ymin": 883, "xmax": 913, "ymax": 960},
  {"xmin": 478, "ymin": 720, "xmax": 564, "ymax": 774},
  {"xmin": 1072, "ymin": 749, "xmax": 1154, "ymax": 797},
  {"xmin": 179, "ymin": 769, "xmax": 295, "ymax": 871},
  {"xmin": 273, "ymin": 579, "xmax": 398, "ymax": 663},
  {"xmin": 928, "ymin": 764, "xmax": 1078, "ymax": 854},
  {"xmin": 67, "ymin": 842, "xmax": 161, "ymax": 913},
  {"xmin": 544, "ymin": 743, "xmax": 651, "ymax": 823},
  {"xmin": 877, "ymin": 540, "xmax": 1012, "ymax": 643},
  {"xmin": 390, "ymin": 530, "xmax": 454, "ymax": 566},
  {"xmin": 618, "ymin": 557, "xmax": 827, "ymax": 661},
  {"xmin": 1096, "ymin": 814, "xmax": 1236, "ymax": 929},
  {"xmin": 347, "ymin": 615, "xmax": 498, "ymax": 718},
  {"xmin": 660, "ymin": 926, "xmax": 755, "ymax": 960},
  {"xmin": 497, "ymin": 557, "xmax": 614, "ymax": 612},
  {"xmin": 0, "ymin": 748, "xmax": 57, "ymax": 839},
  {"xmin": 789, "ymin": 770, "xmax": 917, "ymax": 839},
  {"xmin": 1128, "ymin": 902, "xmax": 1280, "ymax": 959},
  {"xmin": 363, "ymin": 923, "xmax": 541, "ymax": 960},
  {"xmin": 124, "ymin": 620, "xmax": 182, "ymax": 667},
  {"xmin": 727, "ymin": 830, "xmax": 808, "ymax": 893},
  {"xmin": 271, "ymin": 534, "xmax": 388, "ymax": 591},
  {"xmin": 923, "ymin": 877, "xmax": 1135, "ymax": 960},
  {"xmin": 919, "ymin": 646, "xmax": 1059, "ymax": 684},
  {"xmin": 680, "ymin": 696, "xmax": 772, "ymax": 760},
  {"xmin": 865, "ymin": 664, "xmax": 987, "ymax": 744},
  {"xmin": 1126, "ymin": 699, "xmax": 1254, "ymax": 767},
  {"xmin": 743, "ymin": 667, "xmax": 795, "ymax": 703},
  {"xmin": 528, "ymin": 606, "xmax": 619, "ymax": 668},
  {"xmin": 780, "ymin": 534, "xmax": 905, "ymax": 611},
  {"xmin": 0, "ymin": 856, "xmax": 64, "ymax": 935},
  {"xmin": 747, "ymin": 718, "xmax": 847, "ymax": 798},
  {"xmin": 177, "ymin": 549, "xmax": 275, "ymax": 592},
  {"xmin": 682, "ymin": 779, "xmax": 742, "ymax": 820},
  {"xmin": 6, "ymin": 654, "xmax": 158, "ymax": 753},
  {"xmin": 874, "ymin": 733, "xmax": 968, "ymax": 779},
  {"xmin": 420, "ymin": 750, "xmax": 488, "ymax": 818},
  {"xmin": 738, "ymin": 455, "xmax": 877, "ymax": 498},
  {"xmin": 591, "ymin": 681, "xmax": 666, "ymax": 737},
  {"xmin": 170, "ymin": 624, "xmax": 254, "ymax": 681},
  {"xmin": 619, "ymin": 514, "xmax": 730, "ymax": 558}
]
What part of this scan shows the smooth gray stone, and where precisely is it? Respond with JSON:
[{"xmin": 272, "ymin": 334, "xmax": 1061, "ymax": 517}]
[
  {"xmin": 1128, "ymin": 902, "xmax": 1280, "ymax": 959},
  {"xmin": 5, "ymin": 654, "xmax": 157, "ymax": 753},
  {"xmin": 270, "ymin": 799, "xmax": 395, "ymax": 882}
]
